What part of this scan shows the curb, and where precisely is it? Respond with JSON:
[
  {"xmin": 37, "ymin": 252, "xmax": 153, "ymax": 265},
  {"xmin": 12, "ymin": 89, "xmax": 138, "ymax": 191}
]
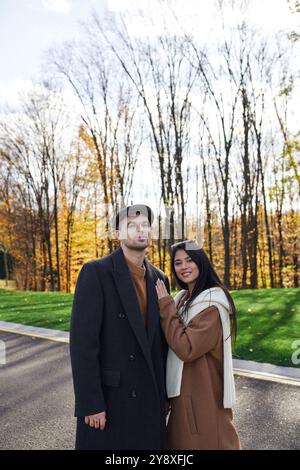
[
  {"xmin": 233, "ymin": 359, "xmax": 300, "ymax": 387},
  {"xmin": 0, "ymin": 320, "xmax": 69, "ymax": 344}
]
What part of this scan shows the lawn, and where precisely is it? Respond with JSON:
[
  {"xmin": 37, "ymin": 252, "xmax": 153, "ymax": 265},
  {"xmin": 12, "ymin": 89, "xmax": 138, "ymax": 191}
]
[
  {"xmin": 0, "ymin": 287, "xmax": 299, "ymax": 368},
  {"xmin": 231, "ymin": 288, "xmax": 300, "ymax": 368},
  {"xmin": 0, "ymin": 290, "xmax": 72, "ymax": 332}
]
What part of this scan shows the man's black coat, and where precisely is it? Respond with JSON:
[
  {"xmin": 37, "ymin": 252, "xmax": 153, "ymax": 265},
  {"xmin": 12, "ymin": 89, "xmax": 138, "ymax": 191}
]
[{"xmin": 69, "ymin": 247, "xmax": 170, "ymax": 450}]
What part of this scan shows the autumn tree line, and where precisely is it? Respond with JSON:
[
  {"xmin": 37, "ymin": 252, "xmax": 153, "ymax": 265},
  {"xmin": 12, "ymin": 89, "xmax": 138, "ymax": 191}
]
[{"xmin": 0, "ymin": 1, "xmax": 299, "ymax": 292}]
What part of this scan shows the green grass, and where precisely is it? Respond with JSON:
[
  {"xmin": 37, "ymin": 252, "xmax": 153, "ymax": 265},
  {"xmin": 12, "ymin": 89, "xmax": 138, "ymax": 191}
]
[
  {"xmin": 231, "ymin": 288, "xmax": 300, "ymax": 368},
  {"xmin": 0, "ymin": 290, "xmax": 72, "ymax": 331},
  {"xmin": 0, "ymin": 287, "xmax": 299, "ymax": 368}
]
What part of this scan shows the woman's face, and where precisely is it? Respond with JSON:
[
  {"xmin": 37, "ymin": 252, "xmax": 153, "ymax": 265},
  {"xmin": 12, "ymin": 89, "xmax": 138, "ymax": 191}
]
[{"xmin": 174, "ymin": 249, "xmax": 200, "ymax": 287}]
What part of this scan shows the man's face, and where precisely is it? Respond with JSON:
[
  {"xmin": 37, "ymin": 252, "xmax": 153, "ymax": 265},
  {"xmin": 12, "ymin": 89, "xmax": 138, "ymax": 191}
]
[{"xmin": 117, "ymin": 214, "xmax": 151, "ymax": 250}]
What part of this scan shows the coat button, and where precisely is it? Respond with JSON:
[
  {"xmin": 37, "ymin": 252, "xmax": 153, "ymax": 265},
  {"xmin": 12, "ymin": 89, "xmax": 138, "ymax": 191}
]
[
  {"xmin": 130, "ymin": 390, "xmax": 137, "ymax": 398},
  {"xmin": 129, "ymin": 354, "xmax": 135, "ymax": 361},
  {"xmin": 118, "ymin": 313, "xmax": 126, "ymax": 319}
]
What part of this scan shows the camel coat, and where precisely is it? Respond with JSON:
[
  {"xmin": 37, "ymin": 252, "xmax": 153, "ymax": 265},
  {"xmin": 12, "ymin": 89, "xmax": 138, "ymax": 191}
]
[{"xmin": 158, "ymin": 294, "xmax": 241, "ymax": 450}]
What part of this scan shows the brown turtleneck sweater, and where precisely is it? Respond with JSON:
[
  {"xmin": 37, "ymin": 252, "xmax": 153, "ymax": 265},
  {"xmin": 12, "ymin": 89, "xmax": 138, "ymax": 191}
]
[{"xmin": 124, "ymin": 255, "xmax": 148, "ymax": 328}]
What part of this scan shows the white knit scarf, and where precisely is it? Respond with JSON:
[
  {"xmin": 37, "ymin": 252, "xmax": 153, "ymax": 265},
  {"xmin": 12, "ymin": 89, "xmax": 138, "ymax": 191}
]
[{"xmin": 166, "ymin": 287, "xmax": 236, "ymax": 408}]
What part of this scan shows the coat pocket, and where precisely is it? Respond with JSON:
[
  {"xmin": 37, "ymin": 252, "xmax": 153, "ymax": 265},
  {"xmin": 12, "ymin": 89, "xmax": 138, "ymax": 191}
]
[
  {"xmin": 102, "ymin": 370, "xmax": 121, "ymax": 387},
  {"xmin": 184, "ymin": 396, "xmax": 198, "ymax": 435}
]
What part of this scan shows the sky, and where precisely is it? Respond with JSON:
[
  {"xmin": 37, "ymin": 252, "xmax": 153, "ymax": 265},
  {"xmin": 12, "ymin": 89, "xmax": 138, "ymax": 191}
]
[
  {"xmin": 0, "ymin": 0, "xmax": 298, "ymax": 107},
  {"xmin": 0, "ymin": 0, "xmax": 107, "ymax": 105}
]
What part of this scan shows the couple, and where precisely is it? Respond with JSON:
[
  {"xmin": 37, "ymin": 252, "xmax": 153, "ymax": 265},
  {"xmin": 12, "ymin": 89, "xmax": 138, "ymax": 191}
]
[{"xmin": 69, "ymin": 204, "xmax": 241, "ymax": 450}]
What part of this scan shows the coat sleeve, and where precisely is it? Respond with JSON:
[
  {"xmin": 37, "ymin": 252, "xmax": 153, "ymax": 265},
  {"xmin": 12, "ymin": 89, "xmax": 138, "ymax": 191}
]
[
  {"xmin": 69, "ymin": 262, "xmax": 106, "ymax": 417},
  {"xmin": 158, "ymin": 295, "xmax": 222, "ymax": 363}
]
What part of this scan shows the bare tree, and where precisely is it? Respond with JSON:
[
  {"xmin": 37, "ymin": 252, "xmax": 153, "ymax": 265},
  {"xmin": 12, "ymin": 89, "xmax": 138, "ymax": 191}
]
[
  {"xmin": 49, "ymin": 35, "xmax": 140, "ymax": 253},
  {"xmin": 95, "ymin": 13, "xmax": 196, "ymax": 279},
  {"xmin": 0, "ymin": 83, "xmax": 68, "ymax": 290}
]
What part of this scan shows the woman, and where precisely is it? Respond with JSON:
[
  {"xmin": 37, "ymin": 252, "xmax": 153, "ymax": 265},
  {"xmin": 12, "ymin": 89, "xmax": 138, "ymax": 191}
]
[{"xmin": 155, "ymin": 240, "xmax": 241, "ymax": 450}]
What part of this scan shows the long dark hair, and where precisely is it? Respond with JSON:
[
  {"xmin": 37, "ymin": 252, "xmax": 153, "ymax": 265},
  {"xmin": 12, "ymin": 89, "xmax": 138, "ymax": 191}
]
[{"xmin": 171, "ymin": 240, "xmax": 237, "ymax": 342}]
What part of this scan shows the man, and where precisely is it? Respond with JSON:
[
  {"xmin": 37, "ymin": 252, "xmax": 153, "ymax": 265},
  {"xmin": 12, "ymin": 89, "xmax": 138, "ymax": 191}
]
[{"xmin": 69, "ymin": 204, "xmax": 170, "ymax": 450}]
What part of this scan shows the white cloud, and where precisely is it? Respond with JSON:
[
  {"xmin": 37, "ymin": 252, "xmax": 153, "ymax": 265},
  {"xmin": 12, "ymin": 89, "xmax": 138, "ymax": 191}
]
[
  {"xmin": 42, "ymin": 0, "xmax": 72, "ymax": 13},
  {"xmin": 107, "ymin": 0, "xmax": 147, "ymax": 12},
  {"xmin": 248, "ymin": 0, "xmax": 299, "ymax": 31},
  {"xmin": 0, "ymin": 78, "xmax": 80, "ymax": 120},
  {"xmin": 0, "ymin": 78, "xmax": 37, "ymax": 109},
  {"xmin": 106, "ymin": 0, "xmax": 298, "ymax": 39}
]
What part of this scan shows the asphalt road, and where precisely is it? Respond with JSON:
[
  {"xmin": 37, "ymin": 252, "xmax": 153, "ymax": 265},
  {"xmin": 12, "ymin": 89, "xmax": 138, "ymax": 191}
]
[{"xmin": 0, "ymin": 331, "xmax": 299, "ymax": 450}]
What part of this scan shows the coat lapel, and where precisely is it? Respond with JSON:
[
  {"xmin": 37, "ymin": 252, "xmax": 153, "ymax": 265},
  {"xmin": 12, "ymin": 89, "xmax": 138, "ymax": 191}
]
[
  {"xmin": 144, "ymin": 258, "xmax": 160, "ymax": 348},
  {"xmin": 111, "ymin": 247, "xmax": 158, "ymax": 390}
]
